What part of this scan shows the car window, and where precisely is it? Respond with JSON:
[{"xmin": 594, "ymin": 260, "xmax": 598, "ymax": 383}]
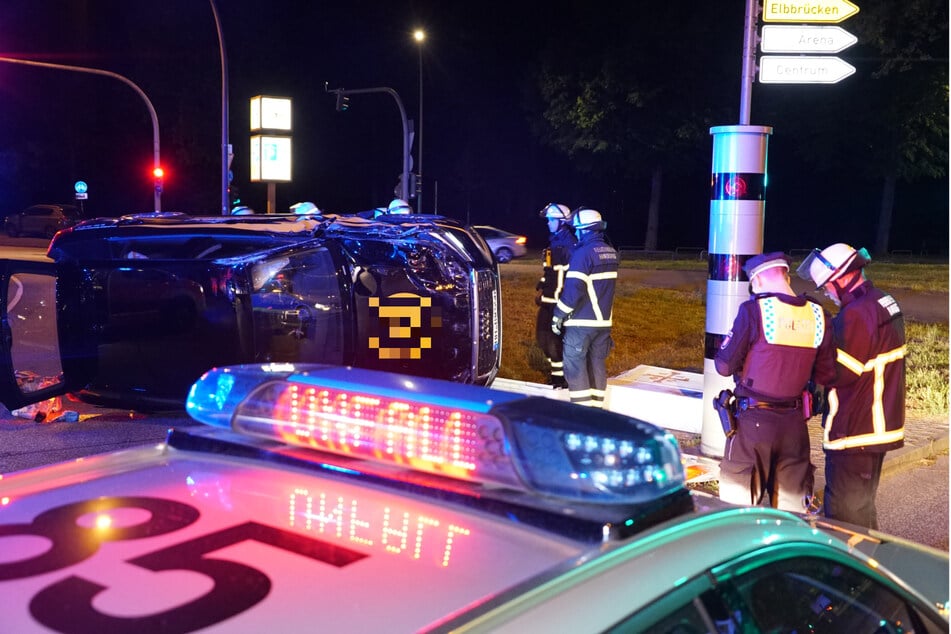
[
  {"xmin": 731, "ymin": 556, "xmax": 943, "ymax": 634},
  {"xmin": 251, "ymin": 247, "xmax": 345, "ymax": 364},
  {"xmin": 6, "ymin": 272, "xmax": 66, "ymax": 400},
  {"xmin": 606, "ymin": 574, "xmax": 744, "ymax": 634}
]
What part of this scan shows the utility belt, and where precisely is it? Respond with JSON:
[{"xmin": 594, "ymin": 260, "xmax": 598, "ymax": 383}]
[
  {"xmin": 713, "ymin": 390, "xmax": 806, "ymax": 439},
  {"xmin": 735, "ymin": 396, "xmax": 802, "ymax": 412}
]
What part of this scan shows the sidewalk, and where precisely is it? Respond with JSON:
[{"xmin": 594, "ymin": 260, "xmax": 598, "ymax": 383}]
[{"xmin": 675, "ymin": 412, "xmax": 950, "ymax": 496}]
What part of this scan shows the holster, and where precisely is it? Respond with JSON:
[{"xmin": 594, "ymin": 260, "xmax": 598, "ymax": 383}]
[{"xmin": 713, "ymin": 389, "xmax": 738, "ymax": 438}]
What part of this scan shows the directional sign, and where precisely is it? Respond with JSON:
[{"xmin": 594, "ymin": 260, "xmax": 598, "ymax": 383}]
[
  {"xmin": 762, "ymin": 0, "xmax": 860, "ymax": 23},
  {"xmin": 761, "ymin": 25, "xmax": 858, "ymax": 53},
  {"xmin": 759, "ymin": 55, "xmax": 856, "ymax": 83}
]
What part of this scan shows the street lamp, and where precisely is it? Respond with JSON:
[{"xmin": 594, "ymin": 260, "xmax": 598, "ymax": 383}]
[{"xmin": 413, "ymin": 28, "xmax": 425, "ymax": 214}]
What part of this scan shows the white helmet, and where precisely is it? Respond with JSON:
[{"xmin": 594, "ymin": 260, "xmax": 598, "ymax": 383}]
[
  {"xmin": 231, "ymin": 205, "xmax": 253, "ymax": 215},
  {"xmin": 797, "ymin": 243, "xmax": 871, "ymax": 289},
  {"xmin": 539, "ymin": 203, "xmax": 571, "ymax": 220},
  {"xmin": 388, "ymin": 198, "xmax": 413, "ymax": 214},
  {"xmin": 572, "ymin": 207, "xmax": 606, "ymax": 232},
  {"xmin": 291, "ymin": 201, "xmax": 320, "ymax": 215}
]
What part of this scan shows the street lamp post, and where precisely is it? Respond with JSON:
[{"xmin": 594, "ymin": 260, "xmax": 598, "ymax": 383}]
[
  {"xmin": 0, "ymin": 56, "xmax": 162, "ymax": 212},
  {"xmin": 209, "ymin": 0, "xmax": 231, "ymax": 216},
  {"xmin": 413, "ymin": 28, "xmax": 425, "ymax": 214}
]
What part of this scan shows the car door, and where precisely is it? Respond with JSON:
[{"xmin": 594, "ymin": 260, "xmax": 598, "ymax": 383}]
[{"xmin": 0, "ymin": 259, "xmax": 83, "ymax": 409}]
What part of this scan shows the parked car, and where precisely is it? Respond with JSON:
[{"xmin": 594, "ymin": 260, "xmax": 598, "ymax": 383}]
[
  {"xmin": 474, "ymin": 225, "xmax": 527, "ymax": 263},
  {"xmin": 0, "ymin": 364, "xmax": 946, "ymax": 632},
  {"xmin": 0, "ymin": 211, "xmax": 501, "ymax": 411},
  {"xmin": 4, "ymin": 203, "xmax": 80, "ymax": 238}
]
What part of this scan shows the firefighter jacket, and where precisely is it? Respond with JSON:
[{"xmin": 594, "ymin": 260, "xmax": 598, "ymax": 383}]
[
  {"xmin": 823, "ymin": 281, "xmax": 906, "ymax": 454},
  {"xmin": 537, "ymin": 227, "xmax": 577, "ymax": 304},
  {"xmin": 715, "ymin": 293, "xmax": 838, "ymax": 400},
  {"xmin": 554, "ymin": 231, "xmax": 617, "ymax": 329}
]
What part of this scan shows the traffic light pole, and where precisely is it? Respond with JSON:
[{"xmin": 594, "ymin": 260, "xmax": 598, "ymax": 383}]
[
  {"xmin": 0, "ymin": 55, "xmax": 162, "ymax": 212},
  {"xmin": 325, "ymin": 84, "xmax": 412, "ymax": 203}
]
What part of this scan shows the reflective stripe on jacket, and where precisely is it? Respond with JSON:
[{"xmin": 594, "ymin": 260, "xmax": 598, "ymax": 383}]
[
  {"xmin": 554, "ymin": 232, "xmax": 617, "ymax": 329},
  {"xmin": 822, "ymin": 282, "xmax": 906, "ymax": 453},
  {"xmin": 538, "ymin": 228, "xmax": 576, "ymax": 304}
]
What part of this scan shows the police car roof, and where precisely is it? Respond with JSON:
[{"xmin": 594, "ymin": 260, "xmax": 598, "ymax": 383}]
[{"xmin": 1, "ymin": 364, "xmax": 946, "ymax": 632}]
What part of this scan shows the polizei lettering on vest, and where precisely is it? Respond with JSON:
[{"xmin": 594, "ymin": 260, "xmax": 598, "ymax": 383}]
[{"xmin": 769, "ymin": 2, "xmax": 840, "ymax": 18}]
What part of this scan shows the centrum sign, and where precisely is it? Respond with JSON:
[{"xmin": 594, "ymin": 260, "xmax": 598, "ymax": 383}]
[
  {"xmin": 759, "ymin": 55, "xmax": 856, "ymax": 84},
  {"xmin": 763, "ymin": 0, "xmax": 860, "ymax": 23}
]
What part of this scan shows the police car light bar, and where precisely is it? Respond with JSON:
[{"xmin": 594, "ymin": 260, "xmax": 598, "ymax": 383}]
[{"xmin": 186, "ymin": 364, "xmax": 686, "ymax": 504}]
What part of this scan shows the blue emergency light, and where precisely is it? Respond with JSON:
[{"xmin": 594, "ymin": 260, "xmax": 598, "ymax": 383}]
[{"xmin": 186, "ymin": 364, "xmax": 686, "ymax": 504}]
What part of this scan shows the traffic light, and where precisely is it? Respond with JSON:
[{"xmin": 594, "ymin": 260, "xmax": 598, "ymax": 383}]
[
  {"xmin": 228, "ymin": 184, "xmax": 241, "ymax": 207},
  {"xmin": 335, "ymin": 93, "xmax": 350, "ymax": 112},
  {"xmin": 152, "ymin": 166, "xmax": 165, "ymax": 193}
]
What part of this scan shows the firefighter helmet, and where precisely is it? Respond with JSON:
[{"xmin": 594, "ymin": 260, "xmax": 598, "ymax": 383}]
[
  {"xmin": 571, "ymin": 207, "xmax": 606, "ymax": 232},
  {"xmin": 388, "ymin": 198, "xmax": 413, "ymax": 214},
  {"xmin": 797, "ymin": 243, "xmax": 871, "ymax": 289},
  {"xmin": 291, "ymin": 201, "xmax": 320, "ymax": 215},
  {"xmin": 539, "ymin": 203, "xmax": 571, "ymax": 220}
]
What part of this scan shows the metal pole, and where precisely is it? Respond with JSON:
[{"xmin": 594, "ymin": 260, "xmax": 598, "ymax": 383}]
[
  {"xmin": 0, "ymin": 56, "xmax": 162, "ymax": 212},
  {"xmin": 209, "ymin": 0, "xmax": 230, "ymax": 216},
  {"xmin": 417, "ymin": 43, "xmax": 424, "ymax": 213},
  {"xmin": 739, "ymin": 0, "xmax": 759, "ymax": 125},
  {"xmin": 326, "ymin": 85, "xmax": 411, "ymax": 202}
]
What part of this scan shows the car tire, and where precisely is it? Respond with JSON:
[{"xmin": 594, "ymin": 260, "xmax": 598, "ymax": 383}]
[
  {"xmin": 496, "ymin": 247, "xmax": 513, "ymax": 263},
  {"xmin": 6, "ymin": 225, "xmax": 18, "ymax": 238}
]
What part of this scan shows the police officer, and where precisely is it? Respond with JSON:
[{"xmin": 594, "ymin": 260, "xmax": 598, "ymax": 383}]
[
  {"xmin": 798, "ymin": 243, "xmax": 906, "ymax": 529},
  {"xmin": 552, "ymin": 208, "xmax": 617, "ymax": 408},
  {"xmin": 535, "ymin": 203, "xmax": 576, "ymax": 388},
  {"xmin": 715, "ymin": 252, "xmax": 837, "ymax": 512}
]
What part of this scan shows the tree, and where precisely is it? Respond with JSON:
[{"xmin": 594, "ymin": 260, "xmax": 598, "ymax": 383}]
[
  {"xmin": 525, "ymin": 4, "xmax": 740, "ymax": 249},
  {"xmin": 766, "ymin": 0, "xmax": 948, "ymax": 255}
]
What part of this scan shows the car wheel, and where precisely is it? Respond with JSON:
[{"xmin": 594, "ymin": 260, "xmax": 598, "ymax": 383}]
[
  {"xmin": 6, "ymin": 224, "xmax": 18, "ymax": 238},
  {"xmin": 496, "ymin": 247, "xmax": 513, "ymax": 263}
]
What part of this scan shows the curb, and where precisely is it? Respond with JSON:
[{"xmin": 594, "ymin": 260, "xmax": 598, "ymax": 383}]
[{"xmin": 882, "ymin": 431, "xmax": 950, "ymax": 476}]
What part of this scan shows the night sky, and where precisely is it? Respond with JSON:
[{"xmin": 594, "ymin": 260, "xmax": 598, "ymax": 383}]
[{"xmin": 0, "ymin": 1, "xmax": 947, "ymax": 253}]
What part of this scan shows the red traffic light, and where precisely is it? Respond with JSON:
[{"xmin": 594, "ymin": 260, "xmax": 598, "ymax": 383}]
[{"xmin": 152, "ymin": 166, "xmax": 165, "ymax": 179}]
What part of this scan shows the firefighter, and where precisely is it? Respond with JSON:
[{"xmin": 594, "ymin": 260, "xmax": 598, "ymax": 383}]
[
  {"xmin": 715, "ymin": 252, "xmax": 837, "ymax": 513},
  {"xmin": 552, "ymin": 208, "xmax": 617, "ymax": 407},
  {"xmin": 535, "ymin": 203, "xmax": 576, "ymax": 388},
  {"xmin": 798, "ymin": 243, "xmax": 906, "ymax": 529}
]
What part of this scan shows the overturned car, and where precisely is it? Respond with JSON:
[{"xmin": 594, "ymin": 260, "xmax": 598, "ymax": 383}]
[{"xmin": 0, "ymin": 211, "xmax": 501, "ymax": 411}]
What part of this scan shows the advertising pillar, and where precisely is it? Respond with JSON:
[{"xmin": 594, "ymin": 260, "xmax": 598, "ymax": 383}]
[{"xmin": 702, "ymin": 125, "xmax": 771, "ymax": 457}]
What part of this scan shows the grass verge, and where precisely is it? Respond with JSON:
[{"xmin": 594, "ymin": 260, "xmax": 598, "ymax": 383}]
[{"xmin": 498, "ymin": 264, "xmax": 949, "ymax": 418}]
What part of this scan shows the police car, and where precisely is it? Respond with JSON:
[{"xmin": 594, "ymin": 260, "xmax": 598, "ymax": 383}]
[
  {"xmin": 0, "ymin": 364, "xmax": 946, "ymax": 632},
  {"xmin": 0, "ymin": 211, "xmax": 500, "ymax": 411}
]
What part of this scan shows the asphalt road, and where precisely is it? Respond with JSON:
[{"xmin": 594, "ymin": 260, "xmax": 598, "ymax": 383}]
[{"xmin": 0, "ymin": 242, "xmax": 946, "ymax": 551}]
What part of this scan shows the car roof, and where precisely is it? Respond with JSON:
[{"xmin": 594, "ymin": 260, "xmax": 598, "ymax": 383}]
[{"xmin": 1, "ymin": 365, "xmax": 946, "ymax": 632}]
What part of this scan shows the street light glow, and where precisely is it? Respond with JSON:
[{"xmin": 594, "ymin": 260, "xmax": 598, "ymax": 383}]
[{"xmin": 414, "ymin": 29, "xmax": 426, "ymax": 43}]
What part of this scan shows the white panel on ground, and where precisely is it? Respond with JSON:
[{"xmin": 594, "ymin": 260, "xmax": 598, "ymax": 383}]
[{"xmin": 605, "ymin": 365, "xmax": 704, "ymax": 433}]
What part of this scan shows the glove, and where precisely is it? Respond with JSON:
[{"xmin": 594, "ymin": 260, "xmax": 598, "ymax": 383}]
[{"xmin": 551, "ymin": 316, "xmax": 564, "ymax": 336}]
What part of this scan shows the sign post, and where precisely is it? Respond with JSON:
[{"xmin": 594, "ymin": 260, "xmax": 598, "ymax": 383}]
[{"xmin": 250, "ymin": 95, "xmax": 293, "ymax": 214}]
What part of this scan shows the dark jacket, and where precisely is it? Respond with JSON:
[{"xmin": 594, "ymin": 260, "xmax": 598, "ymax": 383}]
[
  {"xmin": 537, "ymin": 226, "xmax": 576, "ymax": 304},
  {"xmin": 554, "ymin": 231, "xmax": 617, "ymax": 328},
  {"xmin": 822, "ymin": 281, "xmax": 906, "ymax": 453}
]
